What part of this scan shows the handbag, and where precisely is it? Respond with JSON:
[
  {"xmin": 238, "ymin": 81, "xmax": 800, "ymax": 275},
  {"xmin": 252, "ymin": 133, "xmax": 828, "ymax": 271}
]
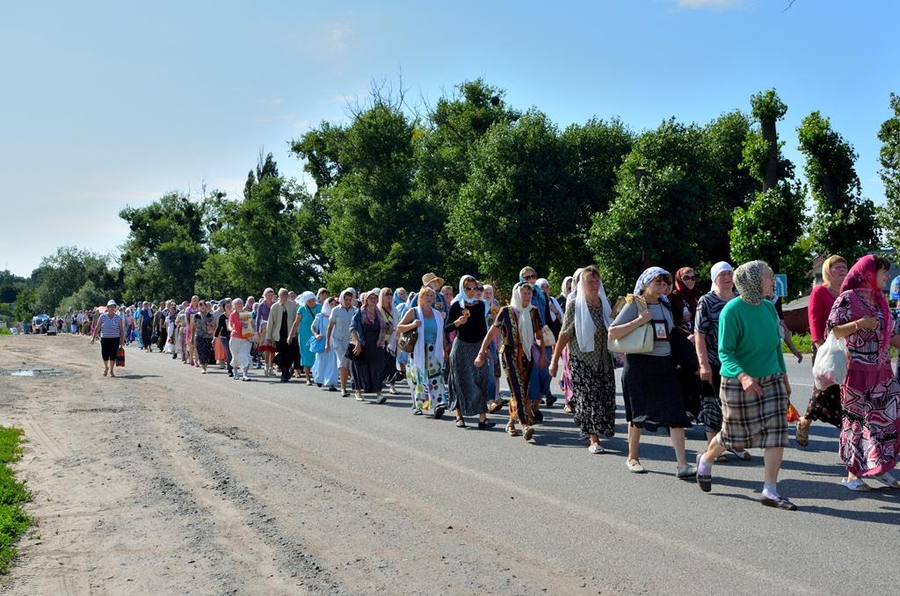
[
  {"xmin": 399, "ymin": 329, "xmax": 418, "ymax": 353},
  {"xmin": 541, "ymin": 324, "xmax": 556, "ymax": 347},
  {"xmin": 115, "ymin": 347, "xmax": 125, "ymax": 367},
  {"xmin": 345, "ymin": 342, "xmax": 365, "ymax": 362},
  {"xmin": 308, "ymin": 334, "xmax": 325, "ymax": 354},
  {"xmin": 608, "ymin": 296, "xmax": 654, "ymax": 354}
]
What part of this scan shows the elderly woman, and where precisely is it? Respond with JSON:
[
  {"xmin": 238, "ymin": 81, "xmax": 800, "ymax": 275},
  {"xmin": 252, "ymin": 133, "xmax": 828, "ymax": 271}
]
[
  {"xmin": 549, "ymin": 266, "xmax": 616, "ymax": 453},
  {"xmin": 482, "ymin": 284, "xmax": 504, "ymax": 411},
  {"xmin": 255, "ymin": 288, "xmax": 276, "ymax": 376},
  {"xmin": 289, "ymin": 291, "xmax": 320, "ymax": 385},
  {"xmin": 669, "ymin": 267, "xmax": 702, "ymax": 421},
  {"xmin": 326, "ymin": 289, "xmax": 358, "ymax": 397},
  {"xmin": 475, "ymin": 282, "xmax": 544, "ymax": 441},
  {"xmin": 696, "ymin": 261, "xmax": 796, "ymax": 510},
  {"xmin": 164, "ymin": 302, "xmax": 178, "ymax": 358},
  {"xmin": 311, "ymin": 298, "xmax": 338, "ymax": 390},
  {"xmin": 826, "ymin": 255, "xmax": 900, "ymax": 491},
  {"xmin": 193, "ymin": 300, "xmax": 216, "ymax": 373},
  {"xmin": 90, "ymin": 300, "xmax": 125, "ymax": 377},
  {"xmin": 393, "ymin": 289, "xmax": 411, "ymax": 390},
  {"xmin": 349, "ymin": 290, "xmax": 387, "ymax": 402},
  {"xmin": 228, "ymin": 298, "xmax": 253, "ymax": 381},
  {"xmin": 609, "ymin": 267, "xmax": 695, "ymax": 477},
  {"xmin": 520, "ymin": 266, "xmax": 553, "ymax": 420},
  {"xmin": 795, "ymin": 255, "xmax": 848, "ymax": 446},
  {"xmin": 446, "ymin": 275, "xmax": 494, "ymax": 429},
  {"xmin": 397, "ymin": 286, "xmax": 448, "ymax": 417},
  {"xmin": 184, "ymin": 295, "xmax": 200, "ymax": 366},
  {"xmin": 695, "ymin": 262, "xmax": 749, "ymax": 462},
  {"xmin": 215, "ymin": 299, "xmax": 234, "ymax": 376},
  {"xmin": 377, "ymin": 287, "xmax": 400, "ymax": 394},
  {"xmin": 560, "ymin": 268, "xmax": 584, "ymax": 414},
  {"xmin": 266, "ymin": 289, "xmax": 299, "ymax": 383}
]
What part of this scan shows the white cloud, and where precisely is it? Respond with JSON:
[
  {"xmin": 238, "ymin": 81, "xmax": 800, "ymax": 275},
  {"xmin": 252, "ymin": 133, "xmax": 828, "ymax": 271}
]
[
  {"xmin": 327, "ymin": 23, "xmax": 352, "ymax": 50},
  {"xmin": 676, "ymin": 0, "xmax": 746, "ymax": 10}
]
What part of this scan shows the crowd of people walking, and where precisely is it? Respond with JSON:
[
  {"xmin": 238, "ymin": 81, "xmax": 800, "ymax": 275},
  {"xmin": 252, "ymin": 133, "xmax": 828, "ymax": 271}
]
[{"xmin": 81, "ymin": 255, "xmax": 900, "ymax": 510}]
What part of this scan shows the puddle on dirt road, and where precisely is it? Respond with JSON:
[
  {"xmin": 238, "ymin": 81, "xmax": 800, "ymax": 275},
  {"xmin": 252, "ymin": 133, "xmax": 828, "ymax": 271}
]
[{"xmin": 0, "ymin": 367, "xmax": 71, "ymax": 377}]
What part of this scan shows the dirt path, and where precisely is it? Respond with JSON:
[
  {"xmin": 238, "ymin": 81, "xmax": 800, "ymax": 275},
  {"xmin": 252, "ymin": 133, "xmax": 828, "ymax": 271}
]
[{"xmin": 0, "ymin": 336, "xmax": 598, "ymax": 596}]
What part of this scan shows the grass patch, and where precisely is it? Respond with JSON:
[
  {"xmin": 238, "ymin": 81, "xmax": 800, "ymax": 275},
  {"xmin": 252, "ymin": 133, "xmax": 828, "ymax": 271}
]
[
  {"xmin": 0, "ymin": 327, "xmax": 11, "ymax": 335},
  {"xmin": 785, "ymin": 333, "xmax": 813, "ymax": 354},
  {"xmin": 0, "ymin": 427, "xmax": 32, "ymax": 574}
]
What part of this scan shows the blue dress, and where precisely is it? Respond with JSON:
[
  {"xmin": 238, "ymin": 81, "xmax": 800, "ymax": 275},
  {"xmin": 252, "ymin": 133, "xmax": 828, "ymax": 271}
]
[
  {"xmin": 297, "ymin": 303, "xmax": 320, "ymax": 368},
  {"xmin": 311, "ymin": 312, "xmax": 338, "ymax": 387}
]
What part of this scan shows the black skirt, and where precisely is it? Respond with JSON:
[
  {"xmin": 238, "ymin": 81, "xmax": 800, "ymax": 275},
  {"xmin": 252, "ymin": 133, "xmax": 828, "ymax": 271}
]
[{"xmin": 622, "ymin": 353, "xmax": 692, "ymax": 431}]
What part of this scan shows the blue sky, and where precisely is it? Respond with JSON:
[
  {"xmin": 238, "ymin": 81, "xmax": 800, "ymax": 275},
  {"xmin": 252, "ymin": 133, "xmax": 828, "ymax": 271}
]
[{"xmin": 1, "ymin": 0, "xmax": 897, "ymax": 276}]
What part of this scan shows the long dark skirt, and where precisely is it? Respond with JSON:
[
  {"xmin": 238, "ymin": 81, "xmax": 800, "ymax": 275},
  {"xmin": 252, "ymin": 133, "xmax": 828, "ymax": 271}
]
[
  {"xmin": 156, "ymin": 327, "xmax": 168, "ymax": 352},
  {"xmin": 804, "ymin": 347, "xmax": 843, "ymax": 427},
  {"xmin": 141, "ymin": 322, "xmax": 152, "ymax": 349},
  {"xmin": 570, "ymin": 353, "xmax": 616, "ymax": 437},
  {"xmin": 382, "ymin": 347, "xmax": 398, "ymax": 383},
  {"xmin": 352, "ymin": 344, "xmax": 386, "ymax": 393},
  {"xmin": 502, "ymin": 344, "xmax": 534, "ymax": 426},
  {"xmin": 699, "ymin": 363, "xmax": 723, "ymax": 432},
  {"xmin": 275, "ymin": 338, "xmax": 301, "ymax": 380},
  {"xmin": 196, "ymin": 337, "xmax": 212, "ymax": 364},
  {"xmin": 623, "ymin": 353, "xmax": 692, "ymax": 431},
  {"xmin": 447, "ymin": 339, "xmax": 489, "ymax": 416}
]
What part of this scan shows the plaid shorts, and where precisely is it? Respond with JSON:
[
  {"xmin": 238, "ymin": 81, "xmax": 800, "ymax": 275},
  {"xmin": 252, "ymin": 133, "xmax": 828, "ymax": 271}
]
[{"xmin": 716, "ymin": 373, "xmax": 790, "ymax": 450}]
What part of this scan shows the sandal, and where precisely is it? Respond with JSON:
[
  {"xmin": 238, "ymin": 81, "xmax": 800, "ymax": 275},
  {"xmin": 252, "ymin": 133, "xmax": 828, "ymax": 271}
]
[
  {"xmin": 455, "ymin": 418, "xmax": 466, "ymax": 428},
  {"xmin": 728, "ymin": 449, "xmax": 752, "ymax": 461},
  {"xmin": 523, "ymin": 425, "xmax": 535, "ymax": 441},
  {"xmin": 506, "ymin": 424, "xmax": 519, "ymax": 437},
  {"xmin": 795, "ymin": 418, "xmax": 810, "ymax": 447},
  {"xmin": 841, "ymin": 478, "xmax": 871, "ymax": 491},
  {"xmin": 873, "ymin": 472, "xmax": 900, "ymax": 489},
  {"xmin": 715, "ymin": 454, "xmax": 729, "ymax": 464}
]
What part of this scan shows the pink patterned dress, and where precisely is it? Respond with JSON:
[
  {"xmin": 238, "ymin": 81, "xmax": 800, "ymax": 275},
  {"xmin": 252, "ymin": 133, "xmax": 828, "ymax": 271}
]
[{"xmin": 827, "ymin": 289, "xmax": 900, "ymax": 477}]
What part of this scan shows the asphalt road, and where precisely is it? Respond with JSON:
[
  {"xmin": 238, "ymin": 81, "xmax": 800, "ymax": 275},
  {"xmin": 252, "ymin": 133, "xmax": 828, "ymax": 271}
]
[{"xmin": 3, "ymin": 338, "xmax": 898, "ymax": 595}]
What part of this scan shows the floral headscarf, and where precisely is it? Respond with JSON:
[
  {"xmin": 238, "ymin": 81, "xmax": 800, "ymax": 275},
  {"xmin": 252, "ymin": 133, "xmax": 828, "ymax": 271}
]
[
  {"xmin": 840, "ymin": 255, "xmax": 891, "ymax": 335},
  {"xmin": 510, "ymin": 282, "xmax": 536, "ymax": 360},
  {"xmin": 733, "ymin": 260, "xmax": 771, "ymax": 306},
  {"xmin": 633, "ymin": 267, "xmax": 670, "ymax": 296}
]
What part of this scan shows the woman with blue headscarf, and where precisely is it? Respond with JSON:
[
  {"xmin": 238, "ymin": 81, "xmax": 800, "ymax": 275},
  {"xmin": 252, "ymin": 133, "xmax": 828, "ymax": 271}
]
[
  {"xmin": 446, "ymin": 275, "xmax": 494, "ymax": 429},
  {"xmin": 289, "ymin": 291, "xmax": 320, "ymax": 385},
  {"xmin": 609, "ymin": 267, "xmax": 695, "ymax": 477}
]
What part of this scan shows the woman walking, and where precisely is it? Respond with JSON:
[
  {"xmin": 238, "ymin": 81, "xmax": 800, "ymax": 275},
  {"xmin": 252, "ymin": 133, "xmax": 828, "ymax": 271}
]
[
  {"xmin": 695, "ymin": 261, "xmax": 797, "ymax": 509},
  {"xmin": 266, "ymin": 289, "xmax": 299, "ymax": 383},
  {"xmin": 378, "ymin": 288, "xmax": 400, "ymax": 394},
  {"xmin": 312, "ymin": 298, "xmax": 338, "ymax": 390},
  {"xmin": 349, "ymin": 291, "xmax": 387, "ymax": 402},
  {"xmin": 795, "ymin": 255, "xmax": 848, "ymax": 446},
  {"xmin": 475, "ymin": 282, "xmax": 543, "ymax": 441},
  {"xmin": 560, "ymin": 268, "xmax": 584, "ymax": 414},
  {"xmin": 549, "ymin": 266, "xmax": 616, "ymax": 453},
  {"xmin": 446, "ymin": 276, "xmax": 494, "ymax": 429},
  {"xmin": 397, "ymin": 286, "xmax": 448, "ymax": 417},
  {"xmin": 670, "ymin": 267, "xmax": 702, "ymax": 421},
  {"xmin": 695, "ymin": 262, "xmax": 749, "ymax": 462},
  {"xmin": 91, "ymin": 300, "xmax": 126, "ymax": 377},
  {"xmin": 228, "ymin": 298, "xmax": 252, "ymax": 381},
  {"xmin": 289, "ymin": 291, "xmax": 319, "ymax": 385},
  {"xmin": 826, "ymin": 255, "xmax": 900, "ymax": 491},
  {"xmin": 326, "ymin": 289, "xmax": 358, "ymax": 397},
  {"xmin": 609, "ymin": 267, "xmax": 695, "ymax": 477},
  {"xmin": 482, "ymin": 284, "xmax": 504, "ymax": 412},
  {"xmin": 193, "ymin": 301, "xmax": 215, "ymax": 374},
  {"xmin": 215, "ymin": 299, "xmax": 234, "ymax": 377}
]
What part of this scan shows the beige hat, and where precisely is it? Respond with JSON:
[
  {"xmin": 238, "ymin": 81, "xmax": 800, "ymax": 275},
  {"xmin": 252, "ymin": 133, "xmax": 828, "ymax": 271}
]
[{"xmin": 421, "ymin": 272, "xmax": 445, "ymax": 287}]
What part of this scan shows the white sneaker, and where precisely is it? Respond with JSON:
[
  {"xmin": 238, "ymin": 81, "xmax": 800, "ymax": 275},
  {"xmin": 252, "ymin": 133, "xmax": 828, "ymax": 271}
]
[
  {"xmin": 588, "ymin": 443, "xmax": 605, "ymax": 454},
  {"xmin": 355, "ymin": 394, "xmax": 364, "ymax": 401}
]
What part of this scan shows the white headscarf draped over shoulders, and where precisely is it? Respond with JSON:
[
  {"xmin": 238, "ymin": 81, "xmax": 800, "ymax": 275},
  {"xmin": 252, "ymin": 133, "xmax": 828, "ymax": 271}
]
[
  {"xmin": 574, "ymin": 269, "xmax": 613, "ymax": 353},
  {"xmin": 510, "ymin": 282, "xmax": 536, "ymax": 360}
]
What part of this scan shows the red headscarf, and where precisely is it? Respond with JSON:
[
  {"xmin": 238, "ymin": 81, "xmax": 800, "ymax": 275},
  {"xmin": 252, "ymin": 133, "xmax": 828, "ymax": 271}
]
[
  {"xmin": 674, "ymin": 267, "xmax": 698, "ymax": 315},
  {"xmin": 840, "ymin": 255, "xmax": 891, "ymax": 347}
]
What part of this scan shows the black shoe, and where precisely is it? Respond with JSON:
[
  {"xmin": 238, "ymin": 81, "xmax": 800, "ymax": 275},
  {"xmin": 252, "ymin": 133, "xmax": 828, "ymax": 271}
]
[
  {"xmin": 477, "ymin": 420, "xmax": 496, "ymax": 430},
  {"xmin": 760, "ymin": 495, "xmax": 798, "ymax": 511},
  {"xmin": 328, "ymin": 386, "xmax": 337, "ymax": 392},
  {"xmin": 545, "ymin": 394, "xmax": 557, "ymax": 408},
  {"xmin": 317, "ymin": 383, "xmax": 323, "ymax": 388},
  {"xmin": 434, "ymin": 406, "xmax": 446, "ymax": 419},
  {"xmin": 696, "ymin": 455, "xmax": 712, "ymax": 493},
  {"xmin": 532, "ymin": 410, "xmax": 544, "ymax": 423},
  {"xmin": 280, "ymin": 377, "xmax": 290, "ymax": 383}
]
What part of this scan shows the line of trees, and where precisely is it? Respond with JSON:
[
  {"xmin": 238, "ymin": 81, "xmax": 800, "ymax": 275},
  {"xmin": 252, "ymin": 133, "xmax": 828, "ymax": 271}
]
[{"xmin": 4, "ymin": 80, "xmax": 900, "ymax": 324}]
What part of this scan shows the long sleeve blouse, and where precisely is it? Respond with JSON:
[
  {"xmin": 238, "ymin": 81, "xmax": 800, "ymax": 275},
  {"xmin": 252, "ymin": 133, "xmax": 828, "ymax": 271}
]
[
  {"xmin": 808, "ymin": 284, "xmax": 839, "ymax": 344},
  {"xmin": 444, "ymin": 301, "xmax": 487, "ymax": 343}
]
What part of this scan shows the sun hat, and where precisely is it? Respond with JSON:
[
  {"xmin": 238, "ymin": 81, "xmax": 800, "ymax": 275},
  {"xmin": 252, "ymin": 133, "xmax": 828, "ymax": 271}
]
[
  {"xmin": 106, "ymin": 300, "xmax": 117, "ymax": 307},
  {"xmin": 421, "ymin": 272, "xmax": 445, "ymax": 287}
]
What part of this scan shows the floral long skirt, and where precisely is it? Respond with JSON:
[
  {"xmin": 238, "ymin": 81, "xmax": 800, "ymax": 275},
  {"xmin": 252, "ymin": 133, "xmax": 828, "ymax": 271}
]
[{"xmin": 407, "ymin": 343, "xmax": 448, "ymax": 414}]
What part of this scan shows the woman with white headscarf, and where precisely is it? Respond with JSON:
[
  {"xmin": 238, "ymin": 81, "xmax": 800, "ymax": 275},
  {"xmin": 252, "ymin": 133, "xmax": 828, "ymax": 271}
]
[
  {"xmin": 446, "ymin": 275, "xmax": 494, "ymax": 429},
  {"xmin": 349, "ymin": 290, "xmax": 387, "ymax": 402},
  {"xmin": 289, "ymin": 291, "xmax": 320, "ymax": 385},
  {"xmin": 311, "ymin": 297, "xmax": 338, "ymax": 390},
  {"xmin": 560, "ymin": 268, "xmax": 584, "ymax": 413},
  {"xmin": 609, "ymin": 267, "xmax": 695, "ymax": 477},
  {"xmin": 549, "ymin": 266, "xmax": 616, "ymax": 453},
  {"xmin": 326, "ymin": 289, "xmax": 358, "ymax": 397},
  {"xmin": 694, "ymin": 261, "xmax": 749, "ymax": 462},
  {"xmin": 475, "ymin": 282, "xmax": 545, "ymax": 441}
]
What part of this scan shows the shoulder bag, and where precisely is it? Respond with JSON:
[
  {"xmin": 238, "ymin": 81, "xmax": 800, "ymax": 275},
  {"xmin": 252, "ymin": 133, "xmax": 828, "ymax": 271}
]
[{"xmin": 608, "ymin": 296, "xmax": 654, "ymax": 354}]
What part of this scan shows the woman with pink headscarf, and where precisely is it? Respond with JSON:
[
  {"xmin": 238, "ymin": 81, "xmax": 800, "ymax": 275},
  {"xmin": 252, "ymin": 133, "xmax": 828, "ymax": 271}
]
[{"xmin": 826, "ymin": 254, "xmax": 900, "ymax": 491}]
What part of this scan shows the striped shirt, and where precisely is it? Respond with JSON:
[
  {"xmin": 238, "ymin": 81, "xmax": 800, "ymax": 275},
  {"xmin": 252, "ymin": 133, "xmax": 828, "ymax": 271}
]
[{"xmin": 99, "ymin": 313, "xmax": 122, "ymax": 338}]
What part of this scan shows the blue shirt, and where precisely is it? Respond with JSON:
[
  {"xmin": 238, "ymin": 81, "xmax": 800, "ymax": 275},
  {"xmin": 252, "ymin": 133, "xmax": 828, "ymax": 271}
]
[{"xmin": 422, "ymin": 312, "xmax": 438, "ymax": 344}]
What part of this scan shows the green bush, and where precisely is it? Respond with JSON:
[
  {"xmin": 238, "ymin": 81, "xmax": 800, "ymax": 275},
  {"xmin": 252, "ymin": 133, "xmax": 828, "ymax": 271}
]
[{"xmin": 0, "ymin": 427, "xmax": 32, "ymax": 574}]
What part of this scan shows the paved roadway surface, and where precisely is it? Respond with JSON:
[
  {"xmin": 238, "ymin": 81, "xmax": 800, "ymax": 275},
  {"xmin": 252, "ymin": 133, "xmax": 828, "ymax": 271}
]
[{"xmin": 2, "ymin": 337, "xmax": 898, "ymax": 595}]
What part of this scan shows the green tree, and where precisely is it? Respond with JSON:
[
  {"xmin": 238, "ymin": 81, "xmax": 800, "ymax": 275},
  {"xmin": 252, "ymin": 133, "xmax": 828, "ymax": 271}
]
[
  {"xmin": 588, "ymin": 119, "xmax": 714, "ymax": 297},
  {"xmin": 119, "ymin": 192, "xmax": 209, "ymax": 301},
  {"xmin": 799, "ymin": 111, "xmax": 879, "ymax": 261},
  {"xmin": 877, "ymin": 93, "xmax": 900, "ymax": 254},
  {"xmin": 13, "ymin": 287, "xmax": 37, "ymax": 324},
  {"xmin": 450, "ymin": 109, "xmax": 575, "ymax": 287},
  {"xmin": 730, "ymin": 89, "xmax": 809, "ymax": 293},
  {"xmin": 31, "ymin": 247, "xmax": 119, "ymax": 314},
  {"xmin": 58, "ymin": 280, "xmax": 107, "ymax": 312},
  {"xmin": 0, "ymin": 270, "xmax": 26, "ymax": 303}
]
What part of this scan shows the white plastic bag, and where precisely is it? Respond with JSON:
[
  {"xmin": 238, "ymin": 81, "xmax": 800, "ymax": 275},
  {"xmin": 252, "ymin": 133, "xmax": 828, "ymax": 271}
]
[{"xmin": 812, "ymin": 331, "xmax": 848, "ymax": 390}]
